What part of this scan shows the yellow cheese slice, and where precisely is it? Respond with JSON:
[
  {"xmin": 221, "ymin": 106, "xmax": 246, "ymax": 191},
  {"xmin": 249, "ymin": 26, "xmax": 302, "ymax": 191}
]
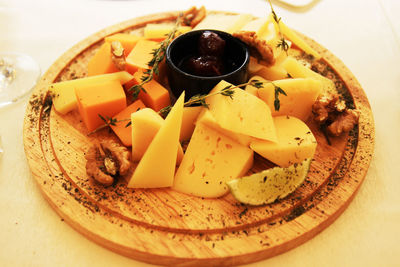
[
  {"xmin": 173, "ymin": 123, "xmax": 254, "ymax": 198},
  {"xmin": 194, "ymin": 13, "xmax": 251, "ymax": 34},
  {"xmin": 282, "ymin": 56, "xmax": 336, "ymax": 94},
  {"xmin": 206, "ymin": 80, "xmax": 277, "ymax": 142},
  {"xmin": 239, "ymin": 17, "xmax": 268, "ymax": 32},
  {"xmin": 250, "ymin": 116, "xmax": 317, "ymax": 167},
  {"xmin": 256, "ymin": 76, "xmax": 322, "ymax": 121},
  {"xmin": 131, "ymin": 108, "xmax": 164, "ymax": 162},
  {"xmin": 180, "ymin": 106, "xmax": 203, "ymax": 141},
  {"xmin": 196, "ymin": 109, "xmax": 252, "ymax": 146},
  {"xmin": 128, "ymin": 93, "xmax": 185, "ymax": 188},
  {"xmin": 143, "ymin": 24, "xmax": 192, "ymax": 40},
  {"xmin": 130, "ymin": 108, "xmax": 183, "ymax": 164},
  {"xmin": 256, "ymin": 13, "xmax": 320, "ymax": 59},
  {"xmin": 49, "ymin": 71, "xmax": 133, "ymax": 115},
  {"xmin": 278, "ymin": 21, "xmax": 321, "ymax": 60},
  {"xmin": 226, "ymin": 14, "xmax": 253, "ymax": 33},
  {"xmin": 248, "ymin": 57, "xmax": 288, "ymax": 81},
  {"xmin": 256, "ymin": 14, "xmax": 289, "ymax": 62}
]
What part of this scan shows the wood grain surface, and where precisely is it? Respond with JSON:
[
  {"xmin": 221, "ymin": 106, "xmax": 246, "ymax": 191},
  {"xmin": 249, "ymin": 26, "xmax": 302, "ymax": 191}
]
[{"xmin": 22, "ymin": 11, "xmax": 374, "ymax": 266}]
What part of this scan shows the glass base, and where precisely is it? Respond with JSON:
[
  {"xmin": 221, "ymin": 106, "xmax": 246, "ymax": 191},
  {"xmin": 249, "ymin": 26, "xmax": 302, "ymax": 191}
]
[{"xmin": 0, "ymin": 53, "xmax": 41, "ymax": 107}]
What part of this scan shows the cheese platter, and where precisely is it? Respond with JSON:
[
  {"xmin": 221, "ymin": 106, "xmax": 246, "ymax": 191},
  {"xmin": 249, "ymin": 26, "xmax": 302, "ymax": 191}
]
[{"xmin": 23, "ymin": 6, "xmax": 374, "ymax": 266}]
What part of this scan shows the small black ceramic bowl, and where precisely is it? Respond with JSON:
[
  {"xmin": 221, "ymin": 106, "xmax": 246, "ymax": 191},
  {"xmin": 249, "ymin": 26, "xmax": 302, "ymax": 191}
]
[{"xmin": 166, "ymin": 30, "xmax": 249, "ymax": 101}]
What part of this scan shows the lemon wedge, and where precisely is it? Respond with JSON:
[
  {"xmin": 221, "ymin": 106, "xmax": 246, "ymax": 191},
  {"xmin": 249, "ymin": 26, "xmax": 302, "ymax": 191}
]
[{"xmin": 227, "ymin": 158, "xmax": 312, "ymax": 205}]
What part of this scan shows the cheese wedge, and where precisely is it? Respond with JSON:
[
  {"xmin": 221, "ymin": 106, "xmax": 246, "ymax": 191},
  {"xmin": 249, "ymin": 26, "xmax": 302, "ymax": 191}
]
[
  {"xmin": 282, "ymin": 56, "xmax": 336, "ymax": 93},
  {"xmin": 194, "ymin": 13, "xmax": 252, "ymax": 34},
  {"xmin": 87, "ymin": 42, "xmax": 119, "ymax": 76},
  {"xmin": 173, "ymin": 123, "xmax": 254, "ymax": 198},
  {"xmin": 130, "ymin": 108, "xmax": 183, "ymax": 163},
  {"xmin": 257, "ymin": 14, "xmax": 288, "ymax": 63},
  {"xmin": 143, "ymin": 24, "xmax": 192, "ymax": 40},
  {"xmin": 278, "ymin": 21, "xmax": 321, "ymax": 60},
  {"xmin": 196, "ymin": 109, "xmax": 252, "ymax": 146},
  {"xmin": 105, "ymin": 33, "xmax": 142, "ymax": 57},
  {"xmin": 206, "ymin": 80, "xmax": 277, "ymax": 142},
  {"xmin": 128, "ymin": 93, "xmax": 184, "ymax": 188},
  {"xmin": 250, "ymin": 116, "xmax": 317, "ymax": 167},
  {"xmin": 248, "ymin": 57, "xmax": 288, "ymax": 81},
  {"xmin": 110, "ymin": 99, "xmax": 146, "ymax": 146},
  {"xmin": 125, "ymin": 39, "xmax": 160, "ymax": 74},
  {"xmin": 239, "ymin": 17, "xmax": 268, "ymax": 32},
  {"xmin": 256, "ymin": 76, "xmax": 322, "ymax": 121},
  {"xmin": 180, "ymin": 106, "xmax": 203, "ymax": 141}
]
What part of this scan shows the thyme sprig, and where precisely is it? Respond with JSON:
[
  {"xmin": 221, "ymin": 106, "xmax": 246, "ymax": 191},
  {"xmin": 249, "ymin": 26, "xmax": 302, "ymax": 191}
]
[
  {"xmin": 87, "ymin": 115, "xmax": 131, "ymax": 136},
  {"xmin": 129, "ymin": 13, "xmax": 183, "ymax": 100},
  {"xmin": 267, "ymin": 0, "xmax": 290, "ymax": 54},
  {"xmin": 272, "ymin": 82, "xmax": 287, "ymax": 111},
  {"xmin": 159, "ymin": 79, "xmax": 286, "ymax": 117}
]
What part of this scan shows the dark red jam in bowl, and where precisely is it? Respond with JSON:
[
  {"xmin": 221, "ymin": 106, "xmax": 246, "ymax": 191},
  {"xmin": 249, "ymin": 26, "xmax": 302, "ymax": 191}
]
[{"xmin": 166, "ymin": 29, "xmax": 249, "ymax": 100}]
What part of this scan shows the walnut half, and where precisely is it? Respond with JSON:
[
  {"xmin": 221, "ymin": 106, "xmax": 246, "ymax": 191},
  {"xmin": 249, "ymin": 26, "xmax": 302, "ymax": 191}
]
[
  {"xmin": 312, "ymin": 93, "xmax": 359, "ymax": 137},
  {"xmin": 181, "ymin": 6, "xmax": 206, "ymax": 28},
  {"xmin": 111, "ymin": 41, "xmax": 126, "ymax": 71},
  {"xmin": 85, "ymin": 140, "xmax": 131, "ymax": 186}
]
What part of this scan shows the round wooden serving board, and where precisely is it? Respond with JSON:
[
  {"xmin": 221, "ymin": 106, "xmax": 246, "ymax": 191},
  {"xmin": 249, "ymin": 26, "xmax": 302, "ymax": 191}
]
[{"xmin": 23, "ymin": 11, "xmax": 374, "ymax": 266}]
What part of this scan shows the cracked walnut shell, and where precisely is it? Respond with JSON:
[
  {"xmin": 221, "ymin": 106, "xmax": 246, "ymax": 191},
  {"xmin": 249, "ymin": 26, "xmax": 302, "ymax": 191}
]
[
  {"xmin": 181, "ymin": 6, "xmax": 206, "ymax": 28},
  {"xmin": 312, "ymin": 93, "xmax": 359, "ymax": 137},
  {"xmin": 85, "ymin": 140, "xmax": 131, "ymax": 186}
]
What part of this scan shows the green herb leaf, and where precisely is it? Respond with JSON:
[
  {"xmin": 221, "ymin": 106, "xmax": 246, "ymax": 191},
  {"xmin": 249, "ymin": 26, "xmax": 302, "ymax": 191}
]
[
  {"xmin": 277, "ymin": 38, "xmax": 290, "ymax": 52},
  {"xmin": 89, "ymin": 116, "xmax": 131, "ymax": 136},
  {"xmin": 98, "ymin": 114, "xmax": 107, "ymax": 123},
  {"xmin": 250, "ymin": 79, "xmax": 264, "ymax": 89},
  {"xmin": 268, "ymin": 0, "xmax": 289, "ymax": 54},
  {"xmin": 220, "ymin": 89, "xmax": 235, "ymax": 99},
  {"xmin": 272, "ymin": 83, "xmax": 287, "ymax": 111},
  {"xmin": 159, "ymin": 105, "xmax": 172, "ymax": 118},
  {"xmin": 130, "ymin": 85, "xmax": 142, "ymax": 101}
]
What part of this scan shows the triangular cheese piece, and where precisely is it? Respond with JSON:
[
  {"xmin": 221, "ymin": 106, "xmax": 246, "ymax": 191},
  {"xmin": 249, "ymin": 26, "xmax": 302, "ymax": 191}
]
[
  {"xmin": 206, "ymin": 80, "xmax": 277, "ymax": 142},
  {"xmin": 250, "ymin": 116, "xmax": 317, "ymax": 167},
  {"xmin": 128, "ymin": 92, "xmax": 185, "ymax": 188}
]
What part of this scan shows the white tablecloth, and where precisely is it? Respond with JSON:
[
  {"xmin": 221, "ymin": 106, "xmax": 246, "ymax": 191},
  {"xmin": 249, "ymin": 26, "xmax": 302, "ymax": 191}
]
[{"xmin": 1, "ymin": 0, "xmax": 399, "ymax": 266}]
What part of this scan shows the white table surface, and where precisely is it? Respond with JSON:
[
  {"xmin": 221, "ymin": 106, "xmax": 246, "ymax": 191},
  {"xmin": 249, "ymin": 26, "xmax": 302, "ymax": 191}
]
[{"xmin": 1, "ymin": 0, "xmax": 399, "ymax": 266}]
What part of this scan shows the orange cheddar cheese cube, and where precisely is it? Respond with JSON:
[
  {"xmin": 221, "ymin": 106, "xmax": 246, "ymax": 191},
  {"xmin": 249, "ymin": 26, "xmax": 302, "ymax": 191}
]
[
  {"xmin": 110, "ymin": 99, "xmax": 146, "ymax": 146},
  {"xmin": 105, "ymin": 33, "xmax": 142, "ymax": 57},
  {"xmin": 75, "ymin": 80, "xmax": 127, "ymax": 132},
  {"xmin": 87, "ymin": 42, "xmax": 120, "ymax": 76},
  {"xmin": 125, "ymin": 39, "xmax": 160, "ymax": 74},
  {"xmin": 133, "ymin": 70, "xmax": 171, "ymax": 112},
  {"xmin": 49, "ymin": 71, "xmax": 133, "ymax": 115}
]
